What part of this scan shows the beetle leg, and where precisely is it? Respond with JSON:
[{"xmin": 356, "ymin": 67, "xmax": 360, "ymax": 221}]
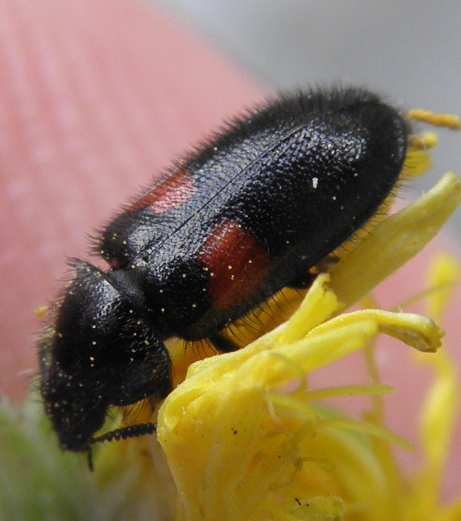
[
  {"xmin": 91, "ymin": 422, "xmax": 157, "ymax": 445},
  {"xmin": 209, "ymin": 333, "xmax": 240, "ymax": 352},
  {"xmin": 287, "ymin": 270, "xmax": 316, "ymax": 289},
  {"xmin": 87, "ymin": 422, "xmax": 158, "ymax": 470}
]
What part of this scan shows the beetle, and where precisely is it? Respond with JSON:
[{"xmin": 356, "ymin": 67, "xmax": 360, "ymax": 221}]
[{"xmin": 40, "ymin": 86, "xmax": 428, "ymax": 459}]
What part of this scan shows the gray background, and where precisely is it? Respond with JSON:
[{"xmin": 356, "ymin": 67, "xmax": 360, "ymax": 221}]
[{"xmin": 153, "ymin": 0, "xmax": 461, "ymax": 234}]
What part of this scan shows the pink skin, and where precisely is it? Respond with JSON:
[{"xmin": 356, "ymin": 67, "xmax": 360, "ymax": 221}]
[{"xmin": 0, "ymin": 0, "xmax": 459, "ymax": 498}]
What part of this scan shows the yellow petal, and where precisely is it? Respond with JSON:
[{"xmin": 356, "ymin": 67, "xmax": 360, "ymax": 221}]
[
  {"xmin": 240, "ymin": 320, "xmax": 378, "ymax": 386},
  {"xmin": 277, "ymin": 274, "xmax": 338, "ymax": 345},
  {"xmin": 329, "ymin": 172, "xmax": 461, "ymax": 310},
  {"xmin": 407, "ymin": 109, "xmax": 461, "ymax": 129},
  {"xmin": 288, "ymin": 496, "xmax": 345, "ymax": 520},
  {"xmin": 402, "ymin": 148, "xmax": 433, "ymax": 179},
  {"xmin": 403, "ymin": 255, "xmax": 461, "ymax": 520},
  {"xmin": 308, "ymin": 308, "xmax": 443, "ymax": 353},
  {"xmin": 420, "ymin": 353, "xmax": 458, "ymax": 472},
  {"xmin": 426, "ymin": 253, "xmax": 461, "ymax": 322},
  {"xmin": 320, "ymin": 418, "xmax": 412, "ymax": 451},
  {"xmin": 438, "ymin": 500, "xmax": 461, "ymax": 521},
  {"xmin": 420, "ymin": 255, "xmax": 460, "ymax": 472}
]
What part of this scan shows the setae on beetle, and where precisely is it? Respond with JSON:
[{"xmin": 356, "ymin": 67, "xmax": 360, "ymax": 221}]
[{"xmin": 39, "ymin": 86, "xmax": 439, "ymax": 459}]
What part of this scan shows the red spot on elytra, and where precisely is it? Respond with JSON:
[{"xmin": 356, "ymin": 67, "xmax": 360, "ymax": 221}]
[
  {"xmin": 200, "ymin": 220, "xmax": 270, "ymax": 310},
  {"xmin": 130, "ymin": 170, "xmax": 195, "ymax": 214}
]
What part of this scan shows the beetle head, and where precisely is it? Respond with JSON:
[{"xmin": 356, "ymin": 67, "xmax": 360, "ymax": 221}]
[{"xmin": 39, "ymin": 260, "xmax": 172, "ymax": 452}]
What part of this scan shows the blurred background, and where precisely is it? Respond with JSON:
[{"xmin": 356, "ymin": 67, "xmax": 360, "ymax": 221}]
[{"xmin": 155, "ymin": 0, "xmax": 461, "ymax": 208}]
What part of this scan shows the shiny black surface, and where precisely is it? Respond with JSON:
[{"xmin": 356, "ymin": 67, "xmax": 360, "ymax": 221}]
[{"xmin": 40, "ymin": 87, "xmax": 409, "ymax": 452}]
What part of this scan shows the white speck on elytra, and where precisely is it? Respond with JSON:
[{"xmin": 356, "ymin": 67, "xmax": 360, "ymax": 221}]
[{"xmin": 312, "ymin": 177, "xmax": 318, "ymax": 189}]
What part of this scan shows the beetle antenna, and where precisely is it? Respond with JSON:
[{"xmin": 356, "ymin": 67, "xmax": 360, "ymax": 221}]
[
  {"xmin": 91, "ymin": 422, "xmax": 157, "ymax": 445},
  {"xmin": 86, "ymin": 422, "xmax": 157, "ymax": 471}
]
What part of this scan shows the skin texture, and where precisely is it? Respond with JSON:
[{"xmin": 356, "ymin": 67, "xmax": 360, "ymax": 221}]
[
  {"xmin": 0, "ymin": 0, "xmax": 262, "ymax": 400},
  {"xmin": 0, "ymin": 0, "xmax": 459, "ymax": 499}
]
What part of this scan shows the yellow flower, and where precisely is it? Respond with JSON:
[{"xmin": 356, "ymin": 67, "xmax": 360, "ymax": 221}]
[{"xmin": 154, "ymin": 173, "xmax": 461, "ymax": 521}]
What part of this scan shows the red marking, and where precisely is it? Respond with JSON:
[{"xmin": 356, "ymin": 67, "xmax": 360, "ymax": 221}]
[
  {"xmin": 200, "ymin": 220, "xmax": 270, "ymax": 310},
  {"xmin": 130, "ymin": 170, "xmax": 195, "ymax": 214}
]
